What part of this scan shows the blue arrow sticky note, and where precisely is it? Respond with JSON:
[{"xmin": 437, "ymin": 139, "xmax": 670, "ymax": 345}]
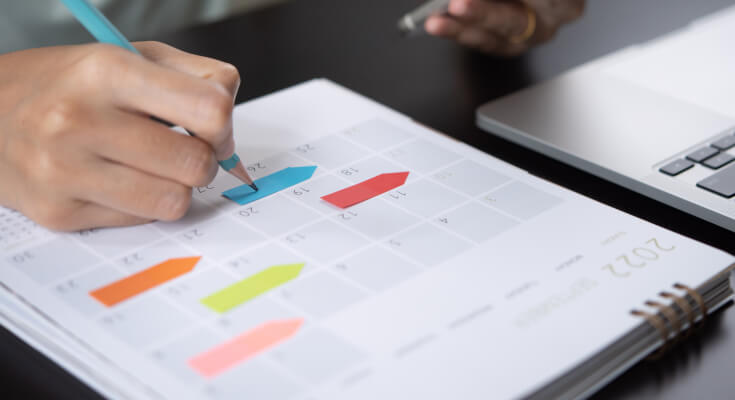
[{"xmin": 222, "ymin": 166, "xmax": 317, "ymax": 205}]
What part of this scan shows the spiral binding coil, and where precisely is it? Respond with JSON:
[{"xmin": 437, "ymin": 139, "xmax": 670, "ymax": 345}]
[{"xmin": 630, "ymin": 283, "xmax": 707, "ymax": 360}]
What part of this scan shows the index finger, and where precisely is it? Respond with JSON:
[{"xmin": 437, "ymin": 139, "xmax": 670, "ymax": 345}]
[
  {"xmin": 134, "ymin": 42, "xmax": 240, "ymax": 160},
  {"xmin": 92, "ymin": 46, "xmax": 236, "ymax": 159}
]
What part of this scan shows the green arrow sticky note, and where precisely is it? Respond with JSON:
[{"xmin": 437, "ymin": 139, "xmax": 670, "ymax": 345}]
[{"xmin": 201, "ymin": 263, "xmax": 304, "ymax": 313}]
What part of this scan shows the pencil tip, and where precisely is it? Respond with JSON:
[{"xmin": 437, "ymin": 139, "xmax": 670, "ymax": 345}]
[{"xmin": 226, "ymin": 162, "xmax": 257, "ymax": 188}]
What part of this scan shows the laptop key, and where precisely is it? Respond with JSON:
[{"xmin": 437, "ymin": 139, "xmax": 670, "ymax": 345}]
[
  {"xmin": 659, "ymin": 159, "xmax": 694, "ymax": 176},
  {"xmin": 697, "ymin": 164, "xmax": 735, "ymax": 198},
  {"xmin": 686, "ymin": 146, "xmax": 719, "ymax": 163},
  {"xmin": 703, "ymin": 153, "xmax": 735, "ymax": 169},
  {"xmin": 712, "ymin": 135, "xmax": 735, "ymax": 151}
]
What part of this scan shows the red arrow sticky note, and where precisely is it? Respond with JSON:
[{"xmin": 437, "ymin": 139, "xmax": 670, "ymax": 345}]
[{"xmin": 321, "ymin": 172, "xmax": 409, "ymax": 208}]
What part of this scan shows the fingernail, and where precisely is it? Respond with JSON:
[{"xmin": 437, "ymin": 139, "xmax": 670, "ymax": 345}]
[
  {"xmin": 449, "ymin": 0, "xmax": 470, "ymax": 16},
  {"xmin": 425, "ymin": 17, "xmax": 440, "ymax": 34}
]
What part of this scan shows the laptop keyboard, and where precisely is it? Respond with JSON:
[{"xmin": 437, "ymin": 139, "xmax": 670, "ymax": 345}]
[
  {"xmin": 703, "ymin": 153, "xmax": 735, "ymax": 169},
  {"xmin": 712, "ymin": 135, "xmax": 735, "ymax": 150},
  {"xmin": 686, "ymin": 146, "xmax": 719, "ymax": 163},
  {"xmin": 660, "ymin": 159, "xmax": 694, "ymax": 176},
  {"xmin": 659, "ymin": 130, "xmax": 735, "ymax": 198},
  {"xmin": 698, "ymin": 166, "xmax": 735, "ymax": 197}
]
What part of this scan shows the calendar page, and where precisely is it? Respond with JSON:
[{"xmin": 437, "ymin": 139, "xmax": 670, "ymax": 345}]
[
  {"xmin": 0, "ymin": 80, "xmax": 733, "ymax": 400},
  {"xmin": 0, "ymin": 208, "xmax": 49, "ymax": 253}
]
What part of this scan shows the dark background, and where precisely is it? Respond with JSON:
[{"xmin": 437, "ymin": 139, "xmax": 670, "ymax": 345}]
[{"xmin": 3, "ymin": 0, "xmax": 735, "ymax": 398}]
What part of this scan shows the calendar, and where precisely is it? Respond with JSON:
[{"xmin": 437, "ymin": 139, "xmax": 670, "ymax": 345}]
[
  {"xmin": 0, "ymin": 208, "xmax": 48, "ymax": 252},
  {"xmin": 1, "ymin": 80, "xmax": 732, "ymax": 400}
]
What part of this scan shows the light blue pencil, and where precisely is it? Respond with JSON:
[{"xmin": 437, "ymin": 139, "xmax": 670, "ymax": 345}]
[{"xmin": 59, "ymin": 0, "xmax": 258, "ymax": 191}]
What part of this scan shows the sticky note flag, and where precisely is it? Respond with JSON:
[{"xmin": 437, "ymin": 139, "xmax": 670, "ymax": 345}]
[
  {"xmin": 201, "ymin": 263, "xmax": 304, "ymax": 313},
  {"xmin": 90, "ymin": 257, "xmax": 201, "ymax": 307},
  {"xmin": 188, "ymin": 318, "xmax": 304, "ymax": 378},
  {"xmin": 222, "ymin": 166, "xmax": 317, "ymax": 205},
  {"xmin": 321, "ymin": 172, "xmax": 409, "ymax": 208}
]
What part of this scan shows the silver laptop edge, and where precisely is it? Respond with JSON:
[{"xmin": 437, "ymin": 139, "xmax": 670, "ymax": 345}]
[
  {"xmin": 477, "ymin": 106, "xmax": 735, "ymax": 232},
  {"xmin": 476, "ymin": 14, "xmax": 735, "ymax": 232}
]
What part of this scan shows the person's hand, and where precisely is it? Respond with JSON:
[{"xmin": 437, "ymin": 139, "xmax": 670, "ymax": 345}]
[
  {"xmin": 426, "ymin": 0, "xmax": 585, "ymax": 56},
  {"xmin": 0, "ymin": 41, "xmax": 240, "ymax": 231}
]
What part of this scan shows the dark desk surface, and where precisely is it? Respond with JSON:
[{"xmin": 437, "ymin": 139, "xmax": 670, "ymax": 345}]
[{"xmin": 3, "ymin": 0, "xmax": 735, "ymax": 398}]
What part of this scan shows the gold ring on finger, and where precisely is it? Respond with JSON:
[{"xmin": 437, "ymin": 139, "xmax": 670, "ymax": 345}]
[{"xmin": 508, "ymin": 2, "xmax": 537, "ymax": 44}]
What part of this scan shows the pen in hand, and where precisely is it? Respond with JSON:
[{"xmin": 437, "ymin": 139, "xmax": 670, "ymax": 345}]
[{"xmin": 59, "ymin": 0, "xmax": 258, "ymax": 192}]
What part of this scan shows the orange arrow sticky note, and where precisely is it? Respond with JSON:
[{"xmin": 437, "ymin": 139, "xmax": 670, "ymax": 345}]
[{"xmin": 90, "ymin": 256, "xmax": 200, "ymax": 307}]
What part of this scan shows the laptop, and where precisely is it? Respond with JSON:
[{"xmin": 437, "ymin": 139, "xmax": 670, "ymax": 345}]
[{"xmin": 476, "ymin": 6, "xmax": 735, "ymax": 231}]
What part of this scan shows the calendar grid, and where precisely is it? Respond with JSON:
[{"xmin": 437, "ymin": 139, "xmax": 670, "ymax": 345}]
[{"xmin": 1, "ymin": 117, "xmax": 566, "ymax": 400}]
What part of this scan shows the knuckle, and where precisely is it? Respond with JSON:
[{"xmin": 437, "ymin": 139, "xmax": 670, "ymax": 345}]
[
  {"xmin": 218, "ymin": 62, "xmax": 241, "ymax": 92},
  {"xmin": 156, "ymin": 185, "xmax": 191, "ymax": 221},
  {"xmin": 72, "ymin": 44, "xmax": 125, "ymax": 85},
  {"xmin": 178, "ymin": 141, "xmax": 216, "ymax": 186},
  {"xmin": 38, "ymin": 101, "xmax": 79, "ymax": 138},
  {"xmin": 198, "ymin": 87, "xmax": 233, "ymax": 132}
]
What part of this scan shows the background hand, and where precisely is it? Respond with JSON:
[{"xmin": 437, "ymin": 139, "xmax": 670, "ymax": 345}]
[
  {"xmin": 0, "ymin": 42, "xmax": 240, "ymax": 231},
  {"xmin": 426, "ymin": 0, "xmax": 585, "ymax": 56}
]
